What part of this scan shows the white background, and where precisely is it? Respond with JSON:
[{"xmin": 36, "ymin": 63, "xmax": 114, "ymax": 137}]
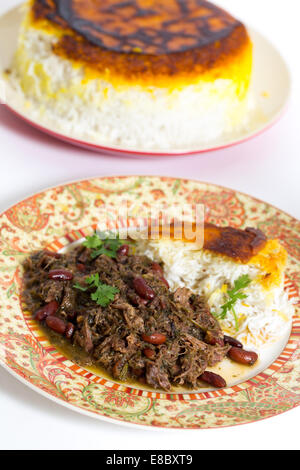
[{"xmin": 0, "ymin": 0, "xmax": 299, "ymax": 450}]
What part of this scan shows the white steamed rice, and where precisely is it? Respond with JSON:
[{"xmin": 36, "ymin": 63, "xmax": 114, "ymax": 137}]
[
  {"xmin": 136, "ymin": 239, "xmax": 295, "ymax": 348},
  {"xmin": 7, "ymin": 26, "xmax": 254, "ymax": 150}
]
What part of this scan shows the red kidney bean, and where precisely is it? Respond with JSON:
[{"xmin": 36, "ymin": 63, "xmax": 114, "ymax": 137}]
[
  {"xmin": 204, "ymin": 330, "xmax": 224, "ymax": 347},
  {"xmin": 45, "ymin": 316, "xmax": 67, "ymax": 335},
  {"xmin": 65, "ymin": 322, "xmax": 75, "ymax": 339},
  {"xmin": 151, "ymin": 262, "xmax": 164, "ymax": 277},
  {"xmin": 132, "ymin": 368, "xmax": 144, "ymax": 377},
  {"xmin": 142, "ymin": 333, "xmax": 166, "ymax": 345},
  {"xmin": 200, "ymin": 371, "xmax": 227, "ymax": 389},
  {"xmin": 117, "ymin": 244, "xmax": 129, "ymax": 256},
  {"xmin": 35, "ymin": 301, "xmax": 59, "ymax": 322},
  {"xmin": 133, "ymin": 277, "xmax": 155, "ymax": 300},
  {"xmin": 67, "ymin": 311, "xmax": 77, "ymax": 320},
  {"xmin": 130, "ymin": 295, "xmax": 148, "ymax": 307},
  {"xmin": 48, "ymin": 269, "xmax": 73, "ymax": 281},
  {"xmin": 76, "ymin": 263, "xmax": 86, "ymax": 272},
  {"xmin": 143, "ymin": 348, "xmax": 156, "ymax": 359},
  {"xmin": 151, "ymin": 263, "xmax": 169, "ymax": 288},
  {"xmin": 224, "ymin": 335, "xmax": 243, "ymax": 349},
  {"xmin": 43, "ymin": 250, "xmax": 62, "ymax": 259},
  {"xmin": 228, "ymin": 347, "xmax": 258, "ymax": 365},
  {"xmin": 160, "ymin": 276, "xmax": 170, "ymax": 289}
]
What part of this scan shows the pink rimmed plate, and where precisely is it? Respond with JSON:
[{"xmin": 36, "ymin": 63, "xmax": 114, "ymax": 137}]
[
  {"xmin": 0, "ymin": 5, "xmax": 292, "ymax": 156},
  {"xmin": 0, "ymin": 175, "xmax": 299, "ymax": 429}
]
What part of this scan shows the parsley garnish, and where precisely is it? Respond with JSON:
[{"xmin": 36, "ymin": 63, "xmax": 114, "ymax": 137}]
[
  {"xmin": 83, "ymin": 231, "xmax": 128, "ymax": 259},
  {"xmin": 73, "ymin": 283, "xmax": 88, "ymax": 292},
  {"xmin": 215, "ymin": 274, "xmax": 251, "ymax": 332},
  {"xmin": 74, "ymin": 273, "xmax": 119, "ymax": 307},
  {"xmin": 82, "ymin": 233, "xmax": 103, "ymax": 250}
]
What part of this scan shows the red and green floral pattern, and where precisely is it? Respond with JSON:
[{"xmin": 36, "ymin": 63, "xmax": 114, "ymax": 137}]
[{"xmin": 0, "ymin": 176, "xmax": 299, "ymax": 429}]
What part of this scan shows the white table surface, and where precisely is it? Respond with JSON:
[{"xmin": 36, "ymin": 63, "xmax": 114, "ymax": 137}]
[{"xmin": 0, "ymin": 0, "xmax": 299, "ymax": 450}]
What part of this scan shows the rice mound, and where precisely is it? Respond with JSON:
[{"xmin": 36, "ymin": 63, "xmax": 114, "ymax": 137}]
[
  {"xmin": 136, "ymin": 239, "xmax": 295, "ymax": 348},
  {"xmin": 7, "ymin": 16, "xmax": 253, "ymax": 150}
]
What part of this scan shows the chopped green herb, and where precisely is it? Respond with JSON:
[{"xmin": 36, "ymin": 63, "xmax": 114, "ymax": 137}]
[
  {"xmin": 231, "ymin": 305, "xmax": 239, "ymax": 332},
  {"xmin": 85, "ymin": 273, "xmax": 100, "ymax": 286},
  {"xmin": 215, "ymin": 274, "xmax": 252, "ymax": 331},
  {"xmin": 83, "ymin": 231, "xmax": 128, "ymax": 259},
  {"xmin": 228, "ymin": 274, "xmax": 252, "ymax": 296},
  {"xmin": 74, "ymin": 272, "xmax": 119, "ymax": 307},
  {"xmin": 73, "ymin": 282, "xmax": 88, "ymax": 292},
  {"xmin": 91, "ymin": 284, "xmax": 119, "ymax": 307},
  {"xmin": 83, "ymin": 233, "xmax": 103, "ymax": 250},
  {"xmin": 90, "ymin": 245, "xmax": 119, "ymax": 260}
]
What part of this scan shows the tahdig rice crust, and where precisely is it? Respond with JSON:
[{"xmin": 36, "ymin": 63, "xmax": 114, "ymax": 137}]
[{"xmin": 7, "ymin": 0, "xmax": 253, "ymax": 150}]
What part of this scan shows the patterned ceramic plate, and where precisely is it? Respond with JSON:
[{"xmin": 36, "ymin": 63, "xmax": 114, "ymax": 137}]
[
  {"xmin": 0, "ymin": 176, "xmax": 299, "ymax": 429},
  {"xmin": 0, "ymin": 6, "xmax": 291, "ymax": 156}
]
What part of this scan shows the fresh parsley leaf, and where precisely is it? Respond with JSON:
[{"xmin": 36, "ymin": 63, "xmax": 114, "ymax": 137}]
[
  {"xmin": 216, "ymin": 274, "xmax": 251, "ymax": 331},
  {"xmin": 73, "ymin": 272, "xmax": 119, "ymax": 307},
  {"xmin": 73, "ymin": 282, "xmax": 88, "ymax": 292},
  {"xmin": 91, "ymin": 283, "xmax": 119, "ymax": 307},
  {"xmin": 231, "ymin": 305, "xmax": 239, "ymax": 332},
  {"xmin": 83, "ymin": 233, "xmax": 103, "ymax": 250},
  {"xmin": 90, "ymin": 246, "xmax": 118, "ymax": 259},
  {"xmin": 83, "ymin": 231, "xmax": 128, "ymax": 259},
  {"xmin": 85, "ymin": 273, "xmax": 100, "ymax": 286},
  {"xmin": 228, "ymin": 274, "xmax": 252, "ymax": 296}
]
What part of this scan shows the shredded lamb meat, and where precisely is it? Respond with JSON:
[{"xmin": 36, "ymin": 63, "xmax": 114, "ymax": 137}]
[{"xmin": 22, "ymin": 244, "xmax": 231, "ymax": 390}]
